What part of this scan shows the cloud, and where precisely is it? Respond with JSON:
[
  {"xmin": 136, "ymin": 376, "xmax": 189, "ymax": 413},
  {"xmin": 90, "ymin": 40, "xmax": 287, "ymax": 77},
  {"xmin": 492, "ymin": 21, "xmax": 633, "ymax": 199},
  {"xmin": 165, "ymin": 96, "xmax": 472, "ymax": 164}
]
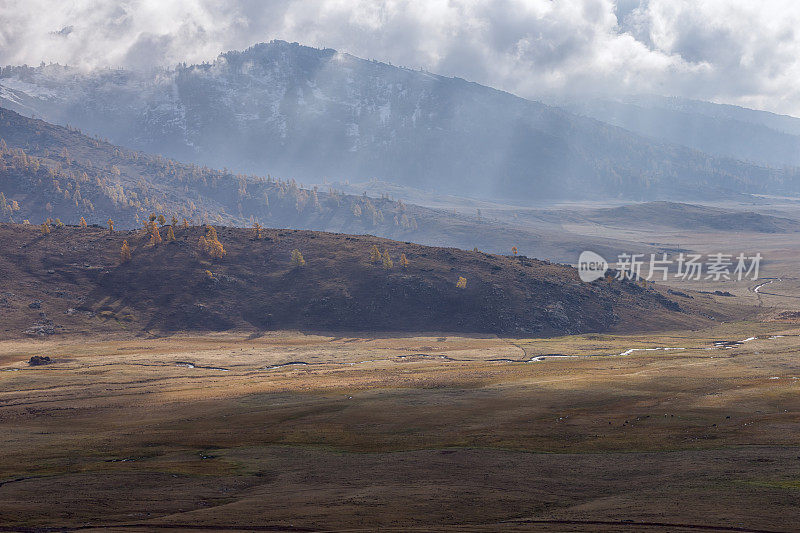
[{"xmin": 1, "ymin": 0, "xmax": 799, "ymax": 115}]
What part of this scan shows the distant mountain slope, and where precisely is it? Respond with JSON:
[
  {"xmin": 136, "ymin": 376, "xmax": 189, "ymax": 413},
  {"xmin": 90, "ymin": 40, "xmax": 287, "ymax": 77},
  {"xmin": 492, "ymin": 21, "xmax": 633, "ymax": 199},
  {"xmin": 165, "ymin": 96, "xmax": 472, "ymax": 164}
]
[
  {"xmin": 582, "ymin": 201, "xmax": 800, "ymax": 233},
  {"xmin": 0, "ymin": 223, "xmax": 729, "ymax": 338},
  {"xmin": 559, "ymin": 95, "xmax": 800, "ymax": 168},
  {"xmin": 0, "ymin": 106, "xmax": 648, "ymax": 262},
  {"xmin": 2, "ymin": 41, "xmax": 799, "ymax": 201}
]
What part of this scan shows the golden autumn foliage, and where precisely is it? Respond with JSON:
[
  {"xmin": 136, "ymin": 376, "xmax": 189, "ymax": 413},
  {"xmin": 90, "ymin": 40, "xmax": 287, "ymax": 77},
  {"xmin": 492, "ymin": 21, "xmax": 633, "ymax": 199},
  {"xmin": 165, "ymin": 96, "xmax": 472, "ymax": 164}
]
[
  {"xmin": 120, "ymin": 240, "xmax": 132, "ymax": 263},
  {"xmin": 198, "ymin": 226, "xmax": 226, "ymax": 259},
  {"xmin": 157, "ymin": 214, "xmax": 166, "ymax": 226},
  {"xmin": 252, "ymin": 222, "xmax": 263, "ymax": 240},
  {"xmin": 107, "ymin": 219, "xmax": 114, "ymax": 232},
  {"xmin": 166, "ymin": 226, "xmax": 175, "ymax": 242},
  {"xmin": 456, "ymin": 276, "xmax": 467, "ymax": 288},
  {"xmin": 149, "ymin": 226, "xmax": 162, "ymax": 246},
  {"xmin": 370, "ymin": 244, "xmax": 382, "ymax": 263},
  {"xmin": 171, "ymin": 215, "xmax": 178, "ymax": 227},
  {"xmin": 382, "ymin": 250, "xmax": 393, "ymax": 269},
  {"xmin": 79, "ymin": 217, "xmax": 87, "ymax": 228},
  {"xmin": 41, "ymin": 222, "xmax": 50, "ymax": 235},
  {"xmin": 511, "ymin": 246, "xmax": 518, "ymax": 256},
  {"xmin": 400, "ymin": 253, "xmax": 409, "ymax": 269},
  {"xmin": 182, "ymin": 218, "xmax": 189, "ymax": 229},
  {"xmin": 291, "ymin": 249, "xmax": 305, "ymax": 267}
]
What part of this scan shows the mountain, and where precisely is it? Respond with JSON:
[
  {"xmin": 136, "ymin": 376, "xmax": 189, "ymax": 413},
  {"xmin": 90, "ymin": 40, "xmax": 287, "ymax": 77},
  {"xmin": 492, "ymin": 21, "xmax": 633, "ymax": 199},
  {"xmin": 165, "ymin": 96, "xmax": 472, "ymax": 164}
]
[
  {"xmin": 0, "ymin": 223, "xmax": 734, "ymax": 339},
  {"xmin": 2, "ymin": 41, "xmax": 799, "ymax": 202},
  {"xmin": 0, "ymin": 106, "xmax": 652, "ymax": 262},
  {"xmin": 557, "ymin": 95, "xmax": 800, "ymax": 168}
]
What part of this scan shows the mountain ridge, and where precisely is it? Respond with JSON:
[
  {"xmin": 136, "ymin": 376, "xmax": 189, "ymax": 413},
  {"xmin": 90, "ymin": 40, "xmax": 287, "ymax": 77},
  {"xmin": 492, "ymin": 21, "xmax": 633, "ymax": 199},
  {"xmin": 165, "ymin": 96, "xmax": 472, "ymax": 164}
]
[{"xmin": 3, "ymin": 40, "xmax": 799, "ymax": 202}]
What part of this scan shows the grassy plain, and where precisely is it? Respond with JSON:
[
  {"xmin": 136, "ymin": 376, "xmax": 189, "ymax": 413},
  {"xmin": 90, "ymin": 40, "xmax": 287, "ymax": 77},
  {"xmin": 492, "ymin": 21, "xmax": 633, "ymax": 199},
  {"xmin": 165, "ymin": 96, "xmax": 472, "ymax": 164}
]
[{"xmin": 2, "ymin": 322, "xmax": 800, "ymax": 532}]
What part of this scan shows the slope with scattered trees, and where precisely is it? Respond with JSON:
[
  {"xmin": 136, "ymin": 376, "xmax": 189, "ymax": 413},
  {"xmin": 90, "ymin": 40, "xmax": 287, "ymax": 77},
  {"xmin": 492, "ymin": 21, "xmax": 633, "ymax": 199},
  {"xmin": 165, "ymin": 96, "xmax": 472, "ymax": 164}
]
[
  {"xmin": 0, "ymin": 106, "xmax": 646, "ymax": 261},
  {"xmin": 0, "ymin": 223, "xmax": 740, "ymax": 339}
]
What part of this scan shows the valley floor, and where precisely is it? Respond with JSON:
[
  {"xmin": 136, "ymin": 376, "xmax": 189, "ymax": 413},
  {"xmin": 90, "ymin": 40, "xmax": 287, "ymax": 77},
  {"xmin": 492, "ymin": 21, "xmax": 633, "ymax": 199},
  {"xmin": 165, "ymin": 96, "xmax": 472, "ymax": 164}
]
[{"xmin": 2, "ymin": 323, "xmax": 800, "ymax": 532}]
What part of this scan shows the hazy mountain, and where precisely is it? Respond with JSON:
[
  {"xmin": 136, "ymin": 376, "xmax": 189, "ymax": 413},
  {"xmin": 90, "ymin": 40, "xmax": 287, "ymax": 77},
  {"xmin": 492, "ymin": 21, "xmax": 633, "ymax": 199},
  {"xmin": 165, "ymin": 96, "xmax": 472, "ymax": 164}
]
[
  {"xmin": 558, "ymin": 95, "xmax": 800, "ymax": 168},
  {"xmin": 2, "ymin": 41, "xmax": 800, "ymax": 202},
  {"xmin": 0, "ymin": 106, "xmax": 653, "ymax": 262}
]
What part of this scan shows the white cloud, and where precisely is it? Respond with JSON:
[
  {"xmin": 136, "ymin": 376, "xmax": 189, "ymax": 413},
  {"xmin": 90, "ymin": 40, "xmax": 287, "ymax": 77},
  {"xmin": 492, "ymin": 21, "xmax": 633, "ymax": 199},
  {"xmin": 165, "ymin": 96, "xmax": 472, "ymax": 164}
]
[{"xmin": 1, "ymin": 0, "xmax": 800, "ymax": 115}]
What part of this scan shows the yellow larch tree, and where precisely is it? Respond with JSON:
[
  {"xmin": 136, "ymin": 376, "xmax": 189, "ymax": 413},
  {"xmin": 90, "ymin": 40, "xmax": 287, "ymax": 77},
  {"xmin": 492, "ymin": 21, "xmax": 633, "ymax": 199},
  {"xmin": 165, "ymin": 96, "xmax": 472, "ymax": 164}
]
[
  {"xmin": 120, "ymin": 240, "xmax": 132, "ymax": 263},
  {"xmin": 369, "ymin": 244, "xmax": 382, "ymax": 263},
  {"xmin": 382, "ymin": 250, "xmax": 393, "ymax": 269}
]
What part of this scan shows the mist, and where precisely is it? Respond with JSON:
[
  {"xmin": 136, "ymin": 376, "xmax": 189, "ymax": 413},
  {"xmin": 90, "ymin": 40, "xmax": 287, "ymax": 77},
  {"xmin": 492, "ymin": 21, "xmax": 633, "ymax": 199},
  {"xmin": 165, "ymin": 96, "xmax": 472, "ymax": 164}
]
[{"xmin": 2, "ymin": 0, "xmax": 800, "ymax": 116}]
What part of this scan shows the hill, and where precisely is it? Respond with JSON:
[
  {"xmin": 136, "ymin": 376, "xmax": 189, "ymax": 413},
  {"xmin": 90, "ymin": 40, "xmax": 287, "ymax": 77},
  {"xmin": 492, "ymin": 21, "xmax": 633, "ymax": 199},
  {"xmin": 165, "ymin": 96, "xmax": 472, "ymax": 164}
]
[
  {"xmin": 559, "ymin": 95, "xmax": 800, "ymax": 168},
  {"xmin": 0, "ymin": 105, "xmax": 651, "ymax": 262},
  {"xmin": 0, "ymin": 223, "xmax": 737, "ymax": 340},
  {"xmin": 2, "ymin": 41, "xmax": 799, "ymax": 201},
  {"xmin": 582, "ymin": 201, "xmax": 800, "ymax": 233}
]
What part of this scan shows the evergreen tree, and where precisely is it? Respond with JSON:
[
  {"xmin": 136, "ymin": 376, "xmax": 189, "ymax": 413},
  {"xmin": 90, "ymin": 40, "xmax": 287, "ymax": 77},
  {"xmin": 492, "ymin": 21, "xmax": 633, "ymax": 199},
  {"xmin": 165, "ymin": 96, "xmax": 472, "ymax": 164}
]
[
  {"xmin": 291, "ymin": 249, "xmax": 305, "ymax": 267},
  {"xmin": 166, "ymin": 226, "xmax": 175, "ymax": 242},
  {"xmin": 456, "ymin": 276, "xmax": 467, "ymax": 288},
  {"xmin": 79, "ymin": 217, "xmax": 87, "ymax": 228},
  {"xmin": 400, "ymin": 253, "xmax": 409, "ymax": 269}
]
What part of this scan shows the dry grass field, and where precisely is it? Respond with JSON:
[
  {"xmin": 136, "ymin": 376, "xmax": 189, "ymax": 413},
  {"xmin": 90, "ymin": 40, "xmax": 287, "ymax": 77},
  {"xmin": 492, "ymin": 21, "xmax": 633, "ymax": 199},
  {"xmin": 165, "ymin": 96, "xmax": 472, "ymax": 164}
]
[{"xmin": 2, "ymin": 322, "xmax": 800, "ymax": 532}]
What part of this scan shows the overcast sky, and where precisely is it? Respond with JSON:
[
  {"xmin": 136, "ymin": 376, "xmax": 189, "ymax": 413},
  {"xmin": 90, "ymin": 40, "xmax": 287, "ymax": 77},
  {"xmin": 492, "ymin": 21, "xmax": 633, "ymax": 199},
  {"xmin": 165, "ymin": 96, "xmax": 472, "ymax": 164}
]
[{"xmin": 2, "ymin": 0, "xmax": 800, "ymax": 116}]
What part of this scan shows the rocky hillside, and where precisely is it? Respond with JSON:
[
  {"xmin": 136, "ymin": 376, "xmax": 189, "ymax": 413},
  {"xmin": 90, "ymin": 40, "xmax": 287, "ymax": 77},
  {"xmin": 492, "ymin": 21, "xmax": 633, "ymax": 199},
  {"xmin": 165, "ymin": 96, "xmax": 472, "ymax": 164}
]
[
  {"xmin": 2, "ymin": 41, "xmax": 798, "ymax": 201},
  {"xmin": 0, "ymin": 223, "xmax": 726, "ymax": 339}
]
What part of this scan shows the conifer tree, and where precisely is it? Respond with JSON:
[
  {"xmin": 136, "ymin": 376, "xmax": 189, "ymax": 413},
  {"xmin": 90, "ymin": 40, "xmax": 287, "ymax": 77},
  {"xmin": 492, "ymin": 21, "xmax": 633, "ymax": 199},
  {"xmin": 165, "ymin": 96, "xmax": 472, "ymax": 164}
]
[
  {"xmin": 108, "ymin": 219, "xmax": 114, "ymax": 232},
  {"xmin": 41, "ymin": 222, "xmax": 50, "ymax": 235},
  {"xmin": 253, "ymin": 222, "xmax": 263, "ymax": 240},
  {"xmin": 120, "ymin": 240, "xmax": 132, "ymax": 263},
  {"xmin": 182, "ymin": 218, "xmax": 189, "ymax": 229},
  {"xmin": 291, "ymin": 249, "xmax": 305, "ymax": 267},
  {"xmin": 199, "ymin": 226, "xmax": 225, "ymax": 259},
  {"xmin": 370, "ymin": 244, "xmax": 382, "ymax": 263},
  {"xmin": 79, "ymin": 217, "xmax": 87, "ymax": 228},
  {"xmin": 400, "ymin": 253, "xmax": 409, "ymax": 269},
  {"xmin": 171, "ymin": 215, "xmax": 178, "ymax": 227},
  {"xmin": 382, "ymin": 250, "xmax": 393, "ymax": 269},
  {"xmin": 149, "ymin": 226, "xmax": 162, "ymax": 246},
  {"xmin": 456, "ymin": 276, "xmax": 467, "ymax": 288},
  {"xmin": 157, "ymin": 214, "xmax": 166, "ymax": 226},
  {"xmin": 166, "ymin": 226, "xmax": 175, "ymax": 242}
]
